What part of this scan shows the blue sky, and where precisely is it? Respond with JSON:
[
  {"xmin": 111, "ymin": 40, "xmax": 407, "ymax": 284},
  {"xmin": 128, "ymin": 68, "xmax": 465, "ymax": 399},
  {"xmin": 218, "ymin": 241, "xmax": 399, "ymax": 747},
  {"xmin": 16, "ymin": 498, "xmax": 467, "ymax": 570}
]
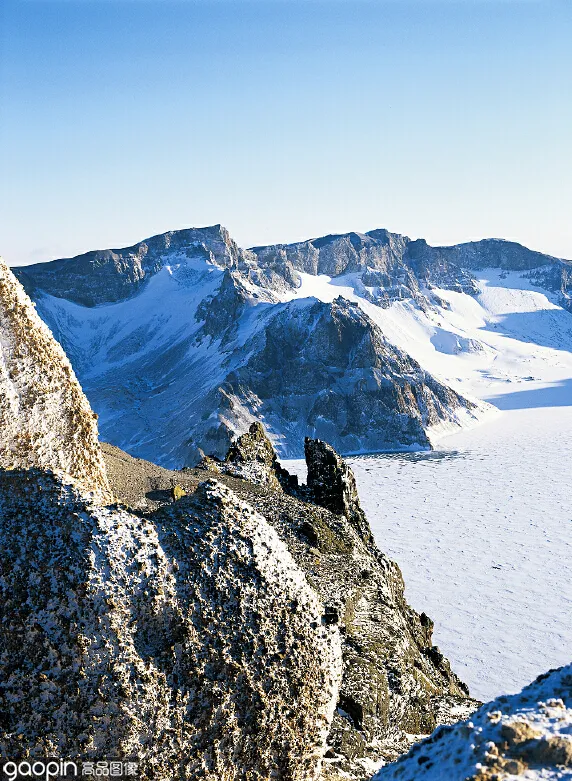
[{"xmin": 1, "ymin": 0, "xmax": 571, "ymax": 265}]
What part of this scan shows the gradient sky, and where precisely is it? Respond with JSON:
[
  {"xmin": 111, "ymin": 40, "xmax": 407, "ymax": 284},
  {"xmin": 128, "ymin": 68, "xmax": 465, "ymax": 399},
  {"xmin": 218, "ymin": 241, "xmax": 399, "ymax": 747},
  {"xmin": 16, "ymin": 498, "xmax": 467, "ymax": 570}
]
[{"xmin": 1, "ymin": 0, "xmax": 571, "ymax": 266}]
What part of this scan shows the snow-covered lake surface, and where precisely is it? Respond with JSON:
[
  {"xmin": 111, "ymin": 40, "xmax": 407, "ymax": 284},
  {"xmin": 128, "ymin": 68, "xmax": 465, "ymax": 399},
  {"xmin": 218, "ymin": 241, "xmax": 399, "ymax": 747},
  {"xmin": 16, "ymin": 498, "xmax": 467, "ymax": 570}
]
[
  {"xmin": 350, "ymin": 404, "xmax": 572, "ymax": 703},
  {"xmin": 283, "ymin": 271, "xmax": 572, "ymax": 703},
  {"xmin": 286, "ymin": 403, "xmax": 572, "ymax": 703}
]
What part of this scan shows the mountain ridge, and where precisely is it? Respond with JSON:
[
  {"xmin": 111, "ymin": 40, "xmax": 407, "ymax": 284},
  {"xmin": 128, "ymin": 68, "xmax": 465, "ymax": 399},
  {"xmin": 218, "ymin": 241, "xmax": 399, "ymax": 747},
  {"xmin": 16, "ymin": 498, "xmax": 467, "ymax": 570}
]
[{"xmin": 10, "ymin": 222, "xmax": 572, "ymax": 468}]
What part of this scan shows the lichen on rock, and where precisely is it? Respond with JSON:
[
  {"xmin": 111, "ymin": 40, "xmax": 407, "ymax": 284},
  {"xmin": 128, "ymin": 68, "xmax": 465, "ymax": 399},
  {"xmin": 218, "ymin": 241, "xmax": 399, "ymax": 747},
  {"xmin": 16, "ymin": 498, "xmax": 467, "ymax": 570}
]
[{"xmin": 0, "ymin": 469, "xmax": 342, "ymax": 780}]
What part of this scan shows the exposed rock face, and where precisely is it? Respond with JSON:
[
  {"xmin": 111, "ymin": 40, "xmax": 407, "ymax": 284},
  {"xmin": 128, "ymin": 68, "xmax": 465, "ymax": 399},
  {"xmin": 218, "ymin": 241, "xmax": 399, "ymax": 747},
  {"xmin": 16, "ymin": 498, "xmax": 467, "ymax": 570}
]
[
  {"xmin": 305, "ymin": 437, "xmax": 372, "ymax": 544},
  {"xmin": 0, "ymin": 468, "xmax": 342, "ymax": 780},
  {"xmin": 198, "ymin": 297, "xmax": 476, "ymax": 461},
  {"xmin": 0, "ymin": 259, "xmax": 109, "ymax": 497},
  {"xmin": 14, "ymin": 225, "xmax": 245, "ymax": 307},
  {"xmin": 372, "ymin": 664, "xmax": 572, "ymax": 781},
  {"xmin": 103, "ymin": 429, "xmax": 479, "ymax": 779},
  {"xmin": 251, "ymin": 231, "xmax": 572, "ymax": 309},
  {"xmin": 204, "ymin": 421, "xmax": 298, "ymax": 490},
  {"xmin": 14, "ymin": 225, "xmax": 548, "ymax": 468}
]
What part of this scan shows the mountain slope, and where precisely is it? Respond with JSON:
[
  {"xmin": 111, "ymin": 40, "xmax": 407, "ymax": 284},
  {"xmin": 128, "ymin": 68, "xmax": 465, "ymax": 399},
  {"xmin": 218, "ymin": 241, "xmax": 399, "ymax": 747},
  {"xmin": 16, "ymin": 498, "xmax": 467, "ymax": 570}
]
[
  {"xmin": 12, "ymin": 227, "xmax": 488, "ymax": 467},
  {"xmin": 13, "ymin": 224, "xmax": 572, "ymax": 468}
]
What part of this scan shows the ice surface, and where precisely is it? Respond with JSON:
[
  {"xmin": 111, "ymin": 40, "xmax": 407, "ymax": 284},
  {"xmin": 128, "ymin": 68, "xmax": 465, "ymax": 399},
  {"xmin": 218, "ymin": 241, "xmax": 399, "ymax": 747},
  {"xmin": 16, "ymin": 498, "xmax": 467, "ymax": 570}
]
[{"xmin": 283, "ymin": 270, "xmax": 572, "ymax": 703}]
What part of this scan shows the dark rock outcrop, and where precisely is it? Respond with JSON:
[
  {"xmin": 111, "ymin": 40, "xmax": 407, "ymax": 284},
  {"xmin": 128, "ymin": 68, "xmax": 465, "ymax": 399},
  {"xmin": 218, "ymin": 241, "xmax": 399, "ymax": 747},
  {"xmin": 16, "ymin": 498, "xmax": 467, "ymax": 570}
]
[{"xmin": 305, "ymin": 437, "xmax": 372, "ymax": 544}]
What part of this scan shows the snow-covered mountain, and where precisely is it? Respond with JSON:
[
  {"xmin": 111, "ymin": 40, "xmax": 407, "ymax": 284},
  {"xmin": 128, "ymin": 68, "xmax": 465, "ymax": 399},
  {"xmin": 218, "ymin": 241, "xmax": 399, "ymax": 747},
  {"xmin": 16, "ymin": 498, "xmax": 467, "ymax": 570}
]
[{"xmin": 13, "ymin": 225, "xmax": 572, "ymax": 467}]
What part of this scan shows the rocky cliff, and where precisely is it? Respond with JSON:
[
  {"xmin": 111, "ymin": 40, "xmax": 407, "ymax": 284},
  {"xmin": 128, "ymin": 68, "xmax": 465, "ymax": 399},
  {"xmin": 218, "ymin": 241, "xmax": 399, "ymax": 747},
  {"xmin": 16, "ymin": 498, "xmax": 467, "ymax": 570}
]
[
  {"xmin": 0, "ymin": 258, "xmax": 110, "ymax": 497},
  {"xmin": 103, "ymin": 423, "xmax": 479, "ymax": 779},
  {"xmin": 0, "ymin": 261, "xmax": 471, "ymax": 779}
]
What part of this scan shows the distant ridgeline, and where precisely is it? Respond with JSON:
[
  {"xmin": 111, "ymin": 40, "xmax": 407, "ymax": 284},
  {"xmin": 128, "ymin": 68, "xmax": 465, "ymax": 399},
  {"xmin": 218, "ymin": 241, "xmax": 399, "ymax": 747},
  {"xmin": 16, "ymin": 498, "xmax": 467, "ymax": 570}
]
[{"xmin": 12, "ymin": 225, "xmax": 572, "ymax": 467}]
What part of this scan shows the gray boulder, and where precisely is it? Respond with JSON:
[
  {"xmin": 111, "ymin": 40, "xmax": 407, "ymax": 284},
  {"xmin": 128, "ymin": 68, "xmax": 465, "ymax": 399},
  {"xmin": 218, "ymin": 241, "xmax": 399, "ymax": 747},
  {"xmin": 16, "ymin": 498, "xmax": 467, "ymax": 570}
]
[{"xmin": 0, "ymin": 469, "xmax": 342, "ymax": 780}]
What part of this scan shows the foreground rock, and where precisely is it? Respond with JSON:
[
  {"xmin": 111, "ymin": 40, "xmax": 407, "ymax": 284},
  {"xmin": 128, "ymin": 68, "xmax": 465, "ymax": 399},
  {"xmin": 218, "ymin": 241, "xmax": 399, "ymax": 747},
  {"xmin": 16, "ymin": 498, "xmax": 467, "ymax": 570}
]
[
  {"xmin": 106, "ymin": 426, "xmax": 479, "ymax": 779},
  {"xmin": 372, "ymin": 664, "xmax": 572, "ymax": 780},
  {"xmin": 0, "ymin": 259, "xmax": 110, "ymax": 497},
  {"xmin": 0, "ymin": 469, "xmax": 342, "ymax": 780}
]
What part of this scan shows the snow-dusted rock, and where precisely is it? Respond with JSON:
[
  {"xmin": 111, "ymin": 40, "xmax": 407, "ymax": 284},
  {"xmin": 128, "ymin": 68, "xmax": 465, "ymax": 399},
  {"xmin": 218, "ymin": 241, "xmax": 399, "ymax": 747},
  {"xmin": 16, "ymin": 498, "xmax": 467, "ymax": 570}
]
[
  {"xmin": 371, "ymin": 664, "xmax": 572, "ymax": 780},
  {"xmin": 0, "ymin": 259, "xmax": 110, "ymax": 497},
  {"xmin": 178, "ymin": 430, "xmax": 479, "ymax": 778},
  {"xmin": 201, "ymin": 421, "xmax": 298, "ymax": 490},
  {"xmin": 197, "ymin": 296, "xmax": 476, "ymax": 462},
  {"xmin": 0, "ymin": 469, "xmax": 342, "ymax": 780}
]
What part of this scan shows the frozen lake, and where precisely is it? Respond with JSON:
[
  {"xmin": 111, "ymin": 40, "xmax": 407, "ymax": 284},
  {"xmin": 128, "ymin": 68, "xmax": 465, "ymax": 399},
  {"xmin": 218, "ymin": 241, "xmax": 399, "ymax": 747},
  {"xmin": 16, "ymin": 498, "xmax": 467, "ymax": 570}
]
[{"xmin": 284, "ymin": 396, "xmax": 572, "ymax": 703}]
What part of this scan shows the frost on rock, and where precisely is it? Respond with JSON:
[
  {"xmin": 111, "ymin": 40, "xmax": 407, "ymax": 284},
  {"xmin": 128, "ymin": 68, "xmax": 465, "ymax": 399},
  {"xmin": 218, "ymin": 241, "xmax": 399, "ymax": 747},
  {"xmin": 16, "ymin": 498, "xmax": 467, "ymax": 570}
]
[
  {"xmin": 192, "ymin": 428, "xmax": 478, "ymax": 780},
  {"xmin": 0, "ymin": 259, "xmax": 110, "ymax": 497},
  {"xmin": 0, "ymin": 469, "xmax": 342, "ymax": 780},
  {"xmin": 201, "ymin": 421, "xmax": 299, "ymax": 491},
  {"xmin": 371, "ymin": 664, "xmax": 572, "ymax": 781}
]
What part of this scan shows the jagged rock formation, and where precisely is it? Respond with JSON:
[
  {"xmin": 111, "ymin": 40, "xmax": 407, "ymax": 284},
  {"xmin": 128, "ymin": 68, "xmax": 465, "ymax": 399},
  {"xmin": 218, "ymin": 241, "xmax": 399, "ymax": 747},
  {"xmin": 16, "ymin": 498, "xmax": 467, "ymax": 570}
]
[
  {"xmin": 101, "ymin": 427, "xmax": 479, "ymax": 780},
  {"xmin": 0, "ymin": 259, "xmax": 110, "ymax": 497},
  {"xmin": 251, "ymin": 231, "xmax": 572, "ymax": 310},
  {"xmin": 0, "ymin": 469, "xmax": 342, "ymax": 780},
  {"xmin": 14, "ymin": 225, "xmax": 246, "ymax": 307},
  {"xmin": 305, "ymin": 437, "xmax": 372, "ymax": 544},
  {"xmin": 200, "ymin": 421, "xmax": 298, "ymax": 490},
  {"xmin": 372, "ymin": 664, "xmax": 572, "ymax": 780}
]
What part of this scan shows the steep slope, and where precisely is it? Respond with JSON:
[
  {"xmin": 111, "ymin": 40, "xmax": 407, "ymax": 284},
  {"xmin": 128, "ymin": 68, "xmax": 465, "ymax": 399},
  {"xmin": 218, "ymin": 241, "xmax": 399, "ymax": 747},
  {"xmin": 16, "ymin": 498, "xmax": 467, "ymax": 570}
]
[
  {"xmin": 372, "ymin": 664, "xmax": 572, "ymax": 780},
  {"xmin": 10, "ymin": 226, "xmax": 490, "ymax": 468},
  {"xmin": 0, "ymin": 258, "xmax": 109, "ymax": 496},
  {"xmin": 102, "ymin": 425, "xmax": 479, "ymax": 780}
]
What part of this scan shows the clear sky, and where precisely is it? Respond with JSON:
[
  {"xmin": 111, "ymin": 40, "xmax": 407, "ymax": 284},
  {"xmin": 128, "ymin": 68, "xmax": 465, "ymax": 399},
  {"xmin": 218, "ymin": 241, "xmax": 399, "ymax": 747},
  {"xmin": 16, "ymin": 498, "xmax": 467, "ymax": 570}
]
[{"xmin": 1, "ymin": 0, "xmax": 571, "ymax": 266}]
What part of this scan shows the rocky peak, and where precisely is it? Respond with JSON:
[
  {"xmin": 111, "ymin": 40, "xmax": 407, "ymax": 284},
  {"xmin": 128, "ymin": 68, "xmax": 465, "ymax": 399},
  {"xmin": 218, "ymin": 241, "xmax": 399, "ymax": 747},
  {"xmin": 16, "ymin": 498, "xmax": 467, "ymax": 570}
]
[
  {"xmin": 195, "ymin": 269, "xmax": 249, "ymax": 340},
  {"xmin": 13, "ymin": 224, "xmax": 244, "ymax": 307},
  {"xmin": 200, "ymin": 421, "xmax": 300, "ymax": 491},
  {"xmin": 305, "ymin": 437, "xmax": 372, "ymax": 544},
  {"xmin": 0, "ymin": 259, "xmax": 110, "ymax": 498},
  {"xmin": 226, "ymin": 420, "xmax": 277, "ymax": 465}
]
